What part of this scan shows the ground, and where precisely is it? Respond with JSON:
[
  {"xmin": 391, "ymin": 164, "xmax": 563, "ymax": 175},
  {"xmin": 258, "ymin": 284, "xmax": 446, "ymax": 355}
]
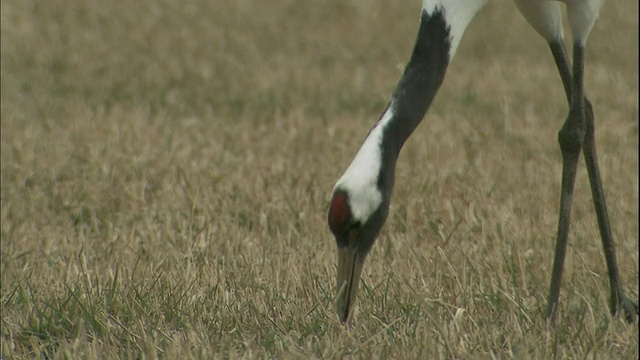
[{"xmin": 1, "ymin": 0, "xmax": 638, "ymax": 358}]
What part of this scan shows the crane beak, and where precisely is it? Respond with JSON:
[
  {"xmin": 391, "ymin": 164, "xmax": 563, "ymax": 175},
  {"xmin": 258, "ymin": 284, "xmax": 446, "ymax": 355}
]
[{"xmin": 336, "ymin": 246, "xmax": 365, "ymax": 323}]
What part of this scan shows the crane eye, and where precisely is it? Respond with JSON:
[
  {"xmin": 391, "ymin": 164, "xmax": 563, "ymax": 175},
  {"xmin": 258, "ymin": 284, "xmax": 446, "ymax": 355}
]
[
  {"xmin": 335, "ymin": 220, "xmax": 361, "ymax": 248},
  {"xmin": 350, "ymin": 221, "xmax": 361, "ymax": 231}
]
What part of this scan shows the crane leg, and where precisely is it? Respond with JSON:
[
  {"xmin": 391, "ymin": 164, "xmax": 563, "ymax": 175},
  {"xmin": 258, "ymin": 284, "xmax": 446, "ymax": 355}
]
[
  {"xmin": 546, "ymin": 41, "xmax": 638, "ymax": 322},
  {"xmin": 581, "ymin": 75, "xmax": 639, "ymax": 324},
  {"xmin": 545, "ymin": 41, "xmax": 585, "ymax": 320}
]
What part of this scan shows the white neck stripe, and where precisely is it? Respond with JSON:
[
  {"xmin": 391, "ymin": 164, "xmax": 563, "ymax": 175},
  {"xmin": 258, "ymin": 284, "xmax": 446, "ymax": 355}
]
[{"xmin": 333, "ymin": 102, "xmax": 396, "ymax": 222}]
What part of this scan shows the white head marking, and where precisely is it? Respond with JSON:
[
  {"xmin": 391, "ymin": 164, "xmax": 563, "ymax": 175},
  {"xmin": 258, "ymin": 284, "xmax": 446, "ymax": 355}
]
[{"xmin": 333, "ymin": 102, "xmax": 396, "ymax": 223}]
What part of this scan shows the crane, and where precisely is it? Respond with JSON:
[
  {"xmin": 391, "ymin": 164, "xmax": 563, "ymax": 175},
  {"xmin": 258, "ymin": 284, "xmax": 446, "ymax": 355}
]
[{"xmin": 327, "ymin": 0, "xmax": 638, "ymax": 324}]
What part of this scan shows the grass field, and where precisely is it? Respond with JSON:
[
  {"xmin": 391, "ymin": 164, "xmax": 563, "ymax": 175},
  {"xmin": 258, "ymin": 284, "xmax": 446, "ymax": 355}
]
[{"xmin": 1, "ymin": 0, "xmax": 638, "ymax": 358}]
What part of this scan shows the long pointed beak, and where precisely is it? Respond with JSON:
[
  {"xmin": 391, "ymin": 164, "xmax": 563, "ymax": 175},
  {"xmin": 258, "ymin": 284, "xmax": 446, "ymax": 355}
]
[{"xmin": 336, "ymin": 246, "xmax": 365, "ymax": 323}]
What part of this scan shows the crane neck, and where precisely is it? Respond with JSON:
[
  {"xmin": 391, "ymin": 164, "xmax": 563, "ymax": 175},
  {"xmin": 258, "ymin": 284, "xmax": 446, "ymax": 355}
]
[
  {"xmin": 380, "ymin": 8, "xmax": 451, "ymax": 160},
  {"xmin": 331, "ymin": 6, "xmax": 458, "ymax": 224}
]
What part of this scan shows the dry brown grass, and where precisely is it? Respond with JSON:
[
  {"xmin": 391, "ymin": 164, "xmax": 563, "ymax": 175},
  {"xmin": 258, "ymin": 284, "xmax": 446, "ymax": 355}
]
[{"xmin": 1, "ymin": 0, "xmax": 638, "ymax": 358}]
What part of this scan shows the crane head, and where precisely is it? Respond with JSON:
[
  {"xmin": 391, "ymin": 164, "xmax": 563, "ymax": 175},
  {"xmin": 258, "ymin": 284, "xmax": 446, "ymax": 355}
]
[
  {"xmin": 328, "ymin": 102, "xmax": 396, "ymax": 323},
  {"xmin": 328, "ymin": 188, "xmax": 388, "ymax": 323}
]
